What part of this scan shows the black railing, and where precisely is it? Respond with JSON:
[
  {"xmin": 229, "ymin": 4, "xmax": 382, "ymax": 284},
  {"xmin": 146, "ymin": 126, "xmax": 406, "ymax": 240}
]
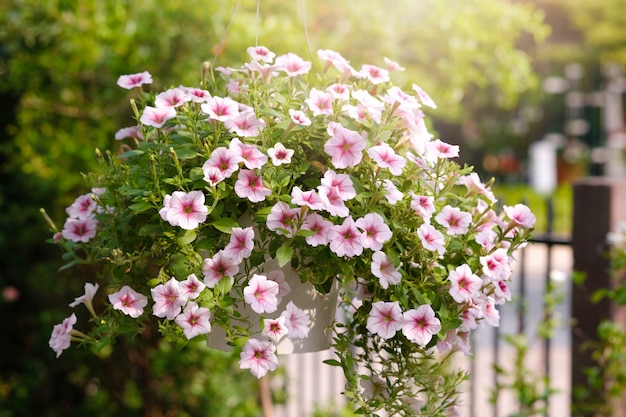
[{"xmin": 474, "ymin": 197, "xmax": 572, "ymax": 417}]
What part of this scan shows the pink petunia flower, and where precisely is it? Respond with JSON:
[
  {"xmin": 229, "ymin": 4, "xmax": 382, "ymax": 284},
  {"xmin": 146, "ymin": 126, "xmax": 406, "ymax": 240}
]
[
  {"xmin": 318, "ymin": 185, "xmax": 350, "ymax": 217},
  {"xmin": 459, "ymin": 304, "xmax": 480, "ymax": 332},
  {"xmin": 381, "ymin": 179, "xmax": 403, "ymax": 205},
  {"xmin": 243, "ymin": 274, "xmax": 280, "ymax": 314},
  {"xmin": 410, "ymin": 193, "xmax": 436, "ymax": 221},
  {"xmin": 367, "ymin": 142, "xmax": 407, "ymax": 176},
  {"xmin": 366, "ymin": 301, "xmax": 405, "ymax": 339},
  {"xmin": 480, "ymin": 248, "xmax": 511, "ymax": 281},
  {"xmin": 316, "ymin": 49, "xmax": 360, "ymax": 78},
  {"xmin": 371, "ymin": 251, "xmax": 401, "ymax": 289},
  {"xmin": 288, "ymin": 109, "xmax": 312, "ymax": 126},
  {"xmin": 475, "ymin": 229, "xmax": 498, "ymax": 251},
  {"xmin": 61, "ymin": 217, "xmax": 98, "ymax": 243},
  {"xmin": 159, "ymin": 190, "xmax": 208, "ymax": 230},
  {"xmin": 360, "ymin": 64, "xmax": 390, "ymax": 85},
  {"xmin": 324, "ymin": 123, "xmax": 366, "ymax": 169},
  {"xmin": 262, "ymin": 316, "xmax": 289, "ymax": 344},
  {"xmin": 203, "ymin": 146, "xmax": 243, "ymax": 179},
  {"xmin": 267, "ymin": 142, "xmax": 294, "ymax": 166},
  {"xmin": 326, "ymin": 83, "xmax": 351, "ymax": 100},
  {"xmin": 280, "ymin": 301, "xmax": 310, "ymax": 339},
  {"xmin": 384, "ymin": 57, "xmax": 405, "ymax": 72},
  {"xmin": 49, "ymin": 313, "xmax": 77, "ymax": 358},
  {"xmin": 69, "ymin": 282, "xmax": 99, "ymax": 318},
  {"xmin": 115, "ymin": 125, "xmax": 144, "ymax": 141},
  {"xmin": 239, "ymin": 338, "xmax": 279, "ymax": 378},
  {"xmin": 329, "ymin": 217, "xmax": 364, "ymax": 258},
  {"xmin": 151, "ymin": 278, "xmax": 186, "ymax": 320},
  {"xmin": 180, "ymin": 273, "xmax": 206, "ymax": 300},
  {"xmin": 66, "ymin": 193, "xmax": 98, "ymax": 219},
  {"xmin": 202, "ymin": 251, "xmax": 239, "ymax": 288},
  {"xmin": 356, "ymin": 213, "xmax": 392, "ymax": 251},
  {"xmin": 291, "ymin": 186, "xmax": 324, "ymax": 210},
  {"xmin": 155, "ymin": 87, "xmax": 190, "ymax": 108},
  {"xmin": 402, "ymin": 305, "xmax": 441, "ymax": 346},
  {"xmin": 383, "ymin": 86, "xmax": 419, "ymax": 108},
  {"xmin": 481, "ymin": 298, "xmax": 500, "ymax": 327},
  {"xmin": 247, "ymin": 60, "xmax": 281, "ymax": 83},
  {"xmin": 275, "ymin": 52, "xmax": 312, "ymax": 76},
  {"xmin": 116, "ymin": 71, "xmax": 153, "ymax": 90},
  {"xmin": 492, "ymin": 278, "xmax": 512, "ymax": 305},
  {"xmin": 412, "ymin": 83, "xmax": 437, "ymax": 109},
  {"xmin": 352, "ymin": 90, "xmax": 384, "ymax": 123},
  {"xmin": 139, "ymin": 105, "xmax": 176, "ymax": 128},
  {"xmin": 425, "ymin": 139, "xmax": 459, "ymax": 161},
  {"xmin": 266, "ymin": 202, "xmax": 300, "ymax": 238},
  {"xmin": 223, "ymin": 227, "xmax": 254, "ymax": 263},
  {"xmin": 360, "ymin": 374, "xmax": 389, "ymax": 400},
  {"xmin": 417, "ymin": 223, "xmax": 446, "ymax": 256},
  {"xmin": 185, "ymin": 87, "xmax": 212, "ymax": 103},
  {"xmin": 224, "ymin": 110, "xmax": 265, "ymax": 137},
  {"xmin": 234, "ymin": 169, "xmax": 272, "ymax": 202},
  {"xmin": 320, "ymin": 169, "xmax": 356, "ymax": 200},
  {"xmin": 108, "ymin": 285, "xmax": 148, "ymax": 318},
  {"xmin": 448, "ymin": 264, "xmax": 482, "ymax": 303},
  {"xmin": 203, "ymin": 166, "xmax": 225, "ymax": 186},
  {"xmin": 201, "ymin": 96, "xmax": 239, "ymax": 122},
  {"xmin": 265, "ymin": 269, "xmax": 291, "ymax": 304},
  {"xmin": 434, "ymin": 205, "xmax": 472, "ymax": 236},
  {"xmin": 247, "ymin": 46, "xmax": 276, "ymax": 63},
  {"xmin": 229, "ymin": 138, "xmax": 268, "ymax": 169},
  {"xmin": 302, "ymin": 213, "xmax": 334, "ymax": 247},
  {"xmin": 504, "ymin": 204, "xmax": 536, "ymax": 229},
  {"xmin": 175, "ymin": 302, "xmax": 212, "ymax": 339},
  {"xmin": 342, "ymin": 103, "xmax": 371, "ymax": 124},
  {"xmin": 305, "ymin": 88, "xmax": 334, "ymax": 116},
  {"xmin": 459, "ymin": 172, "xmax": 496, "ymax": 203}
]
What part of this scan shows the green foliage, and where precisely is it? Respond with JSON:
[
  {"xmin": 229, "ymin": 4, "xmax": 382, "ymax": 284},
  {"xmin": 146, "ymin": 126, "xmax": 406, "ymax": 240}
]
[
  {"xmin": 492, "ymin": 184, "xmax": 572, "ymax": 234},
  {"xmin": 561, "ymin": 0, "xmax": 626, "ymax": 65}
]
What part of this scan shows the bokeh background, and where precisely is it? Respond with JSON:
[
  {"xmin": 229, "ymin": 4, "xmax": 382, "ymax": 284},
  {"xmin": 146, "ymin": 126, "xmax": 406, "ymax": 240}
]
[{"xmin": 1, "ymin": 1, "xmax": 624, "ymax": 416}]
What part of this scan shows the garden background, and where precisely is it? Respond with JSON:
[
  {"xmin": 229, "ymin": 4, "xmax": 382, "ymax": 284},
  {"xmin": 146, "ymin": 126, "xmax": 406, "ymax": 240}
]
[{"xmin": 1, "ymin": 1, "xmax": 624, "ymax": 416}]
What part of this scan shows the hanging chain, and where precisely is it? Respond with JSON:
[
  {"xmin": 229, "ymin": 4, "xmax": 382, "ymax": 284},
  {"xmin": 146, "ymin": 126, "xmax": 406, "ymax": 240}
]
[
  {"xmin": 255, "ymin": 0, "xmax": 261, "ymax": 47},
  {"xmin": 299, "ymin": 0, "xmax": 314, "ymax": 63},
  {"xmin": 212, "ymin": 0, "xmax": 240, "ymax": 68}
]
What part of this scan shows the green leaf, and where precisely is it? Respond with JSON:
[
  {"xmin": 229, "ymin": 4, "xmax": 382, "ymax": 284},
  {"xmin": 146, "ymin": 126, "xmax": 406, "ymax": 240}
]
[
  {"xmin": 138, "ymin": 224, "xmax": 162, "ymax": 236},
  {"xmin": 174, "ymin": 147, "xmax": 198, "ymax": 159},
  {"xmin": 323, "ymin": 359, "xmax": 341, "ymax": 367},
  {"xmin": 189, "ymin": 167, "xmax": 205, "ymax": 181},
  {"xmin": 177, "ymin": 229, "xmax": 197, "ymax": 245},
  {"xmin": 212, "ymin": 217, "xmax": 239, "ymax": 233},
  {"xmin": 297, "ymin": 229, "xmax": 317, "ymax": 237},
  {"xmin": 196, "ymin": 237, "xmax": 218, "ymax": 251},
  {"xmin": 276, "ymin": 245, "xmax": 293, "ymax": 267},
  {"xmin": 376, "ymin": 129, "xmax": 392, "ymax": 142},
  {"xmin": 117, "ymin": 149, "xmax": 145, "ymax": 159},
  {"xmin": 216, "ymin": 276, "xmax": 233, "ymax": 295},
  {"xmin": 128, "ymin": 202, "xmax": 153, "ymax": 212}
]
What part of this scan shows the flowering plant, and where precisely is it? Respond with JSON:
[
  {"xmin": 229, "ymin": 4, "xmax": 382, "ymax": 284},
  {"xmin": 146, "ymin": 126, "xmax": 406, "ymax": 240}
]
[{"xmin": 44, "ymin": 46, "xmax": 535, "ymax": 416}]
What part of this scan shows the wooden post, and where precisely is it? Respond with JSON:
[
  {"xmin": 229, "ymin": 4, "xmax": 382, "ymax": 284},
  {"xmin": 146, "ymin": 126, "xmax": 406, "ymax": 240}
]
[{"xmin": 572, "ymin": 177, "xmax": 626, "ymax": 417}]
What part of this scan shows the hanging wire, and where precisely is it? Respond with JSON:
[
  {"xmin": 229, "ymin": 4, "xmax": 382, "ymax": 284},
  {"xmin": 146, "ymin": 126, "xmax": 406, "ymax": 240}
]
[
  {"xmin": 212, "ymin": 0, "xmax": 240, "ymax": 68},
  {"xmin": 255, "ymin": 0, "xmax": 261, "ymax": 47},
  {"xmin": 299, "ymin": 0, "xmax": 314, "ymax": 63}
]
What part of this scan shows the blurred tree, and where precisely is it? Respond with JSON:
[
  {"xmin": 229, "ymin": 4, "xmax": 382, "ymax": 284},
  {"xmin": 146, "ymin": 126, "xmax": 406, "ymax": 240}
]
[{"xmin": 562, "ymin": 0, "xmax": 626, "ymax": 65}]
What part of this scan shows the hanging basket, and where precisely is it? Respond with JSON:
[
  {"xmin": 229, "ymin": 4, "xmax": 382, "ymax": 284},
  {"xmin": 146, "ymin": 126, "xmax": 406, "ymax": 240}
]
[{"xmin": 207, "ymin": 257, "xmax": 339, "ymax": 354}]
